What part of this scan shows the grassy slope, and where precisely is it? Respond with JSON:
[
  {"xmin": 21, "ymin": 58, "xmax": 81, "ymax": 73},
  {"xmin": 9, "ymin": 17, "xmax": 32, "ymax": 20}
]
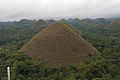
[{"xmin": 105, "ymin": 21, "xmax": 120, "ymax": 30}]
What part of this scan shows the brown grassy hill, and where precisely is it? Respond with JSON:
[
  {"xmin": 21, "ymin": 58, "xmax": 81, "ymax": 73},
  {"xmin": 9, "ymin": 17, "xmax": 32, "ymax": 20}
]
[
  {"xmin": 105, "ymin": 20, "xmax": 120, "ymax": 30},
  {"xmin": 20, "ymin": 22, "xmax": 99, "ymax": 66},
  {"xmin": 79, "ymin": 18, "xmax": 97, "ymax": 28}
]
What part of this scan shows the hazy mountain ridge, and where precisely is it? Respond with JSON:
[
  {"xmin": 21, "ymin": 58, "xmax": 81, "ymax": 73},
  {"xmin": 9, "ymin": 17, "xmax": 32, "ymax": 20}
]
[
  {"xmin": 0, "ymin": 18, "xmax": 120, "ymax": 30},
  {"xmin": 0, "ymin": 18, "xmax": 119, "ymax": 50}
]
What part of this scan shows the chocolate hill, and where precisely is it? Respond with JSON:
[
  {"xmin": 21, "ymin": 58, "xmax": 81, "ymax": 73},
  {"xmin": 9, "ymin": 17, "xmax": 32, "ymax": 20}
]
[
  {"xmin": 20, "ymin": 22, "xmax": 99, "ymax": 66},
  {"xmin": 105, "ymin": 21, "xmax": 120, "ymax": 30},
  {"xmin": 78, "ymin": 18, "xmax": 97, "ymax": 28}
]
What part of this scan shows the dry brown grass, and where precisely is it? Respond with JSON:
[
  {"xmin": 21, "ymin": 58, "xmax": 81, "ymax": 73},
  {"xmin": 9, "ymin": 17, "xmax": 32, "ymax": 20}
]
[
  {"xmin": 20, "ymin": 22, "xmax": 99, "ymax": 67},
  {"xmin": 105, "ymin": 20, "xmax": 120, "ymax": 30}
]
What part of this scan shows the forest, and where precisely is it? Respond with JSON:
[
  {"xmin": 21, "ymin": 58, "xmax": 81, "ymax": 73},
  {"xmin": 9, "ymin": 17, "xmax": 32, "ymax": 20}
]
[{"xmin": 0, "ymin": 18, "xmax": 120, "ymax": 80}]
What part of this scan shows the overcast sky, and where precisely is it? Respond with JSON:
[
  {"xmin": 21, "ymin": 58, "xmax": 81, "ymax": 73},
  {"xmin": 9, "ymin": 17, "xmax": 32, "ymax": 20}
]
[{"xmin": 0, "ymin": 0, "xmax": 120, "ymax": 21}]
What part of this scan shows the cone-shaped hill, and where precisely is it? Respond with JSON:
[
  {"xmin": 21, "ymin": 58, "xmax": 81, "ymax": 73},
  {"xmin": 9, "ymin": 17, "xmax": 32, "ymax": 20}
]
[
  {"xmin": 20, "ymin": 22, "xmax": 99, "ymax": 66},
  {"xmin": 79, "ymin": 18, "xmax": 97, "ymax": 28},
  {"xmin": 105, "ymin": 21, "xmax": 120, "ymax": 30}
]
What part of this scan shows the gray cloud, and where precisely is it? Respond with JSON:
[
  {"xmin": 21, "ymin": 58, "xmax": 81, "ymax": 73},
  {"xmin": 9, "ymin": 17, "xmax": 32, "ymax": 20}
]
[{"xmin": 0, "ymin": 0, "xmax": 120, "ymax": 21}]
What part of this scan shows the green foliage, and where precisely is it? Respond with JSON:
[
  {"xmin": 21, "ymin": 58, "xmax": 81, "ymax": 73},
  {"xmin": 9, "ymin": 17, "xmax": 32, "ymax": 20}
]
[
  {"xmin": 0, "ymin": 19, "xmax": 120, "ymax": 79},
  {"xmin": 0, "ymin": 48, "xmax": 120, "ymax": 80}
]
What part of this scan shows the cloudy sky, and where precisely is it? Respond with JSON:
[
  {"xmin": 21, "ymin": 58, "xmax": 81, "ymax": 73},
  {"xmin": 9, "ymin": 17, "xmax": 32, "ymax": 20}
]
[{"xmin": 0, "ymin": 0, "xmax": 120, "ymax": 21}]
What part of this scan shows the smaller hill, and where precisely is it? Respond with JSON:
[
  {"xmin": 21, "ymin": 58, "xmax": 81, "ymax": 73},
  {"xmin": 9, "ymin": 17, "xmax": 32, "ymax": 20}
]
[
  {"xmin": 31, "ymin": 19, "xmax": 49, "ymax": 32},
  {"xmin": 74, "ymin": 18, "xmax": 81, "ymax": 22},
  {"xmin": 105, "ymin": 20, "xmax": 120, "ymax": 30},
  {"xmin": 5, "ymin": 23, "xmax": 17, "ymax": 29},
  {"xmin": 60, "ymin": 19, "xmax": 67, "ymax": 22},
  {"xmin": 79, "ymin": 18, "xmax": 97, "ymax": 28},
  {"xmin": 46, "ymin": 19, "xmax": 56, "ymax": 25},
  {"xmin": 18, "ymin": 19, "xmax": 30, "ymax": 24},
  {"xmin": 96, "ymin": 23, "xmax": 107, "ymax": 29},
  {"xmin": 67, "ymin": 18, "xmax": 80, "ymax": 25},
  {"xmin": 15, "ymin": 19, "xmax": 35, "ymax": 28},
  {"xmin": 67, "ymin": 18, "xmax": 74, "ymax": 23}
]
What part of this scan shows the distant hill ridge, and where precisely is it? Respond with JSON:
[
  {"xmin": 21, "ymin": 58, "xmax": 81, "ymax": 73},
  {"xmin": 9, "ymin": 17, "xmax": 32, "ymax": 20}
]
[
  {"xmin": 20, "ymin": 22, "xmax": 99, "ymax": 66},
  {"xmin": 31, "ymin": 19, "xmax": 49, "ymax": 32}
]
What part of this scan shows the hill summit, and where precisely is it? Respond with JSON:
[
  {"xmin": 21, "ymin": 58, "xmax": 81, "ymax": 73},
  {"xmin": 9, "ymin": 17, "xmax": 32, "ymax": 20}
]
[{"xmin": 20, "ymin": 22, "xmax": 99, "ymax": 66}]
